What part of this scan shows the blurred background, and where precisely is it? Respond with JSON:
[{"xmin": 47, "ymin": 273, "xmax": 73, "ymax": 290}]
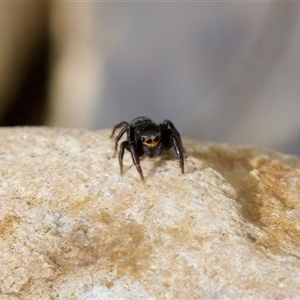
[{"xmin": 1, "ymin": 2, "xmax": 300, "ymax": 155}]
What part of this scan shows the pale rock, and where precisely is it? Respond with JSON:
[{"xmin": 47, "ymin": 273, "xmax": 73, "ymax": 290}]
[{"xmin": 0, "ymin": 127, "xmax": 300, "ymax": 299}]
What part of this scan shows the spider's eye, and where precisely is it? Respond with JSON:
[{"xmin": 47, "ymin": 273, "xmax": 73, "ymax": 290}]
[{"xmin": 142, "ymin": 135, "xmax": 160, "ymax": 148}]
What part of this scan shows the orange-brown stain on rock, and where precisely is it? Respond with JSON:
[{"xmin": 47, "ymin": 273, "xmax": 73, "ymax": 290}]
[
  {"xmin": 45, "ymin": 209, "xmax": 152, "ymax": 282},
  {"xmin": 162, "ymin": 215, "xmax": 204, "ymax": 250},
  {"xmin": 248, "ymin": 158, "xmax": 300, "ymax": 255},
  {"xmin": 0, "ymin": 215, "xmax": 21, "ymax": 237},
  {"xmin": 191, "ymin": 145, "xmax": 259, "ymax": 220},
  {"xmin": 105, "ymin": 220, "xmax": 151, "ymax": 278},
  {"xmin": 191, "ymin": 145, "xmax": 300, "ymax": 256}
]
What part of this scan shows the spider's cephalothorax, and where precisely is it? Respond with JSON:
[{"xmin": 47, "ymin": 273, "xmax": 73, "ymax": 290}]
[{"xmin": 110, "ymin": 116, "xmax": 184, "ymax": 180}]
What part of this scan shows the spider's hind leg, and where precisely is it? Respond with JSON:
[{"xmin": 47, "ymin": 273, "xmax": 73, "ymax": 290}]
[{"xmin": 110, "ymin": 121, "xmax": 128, "ymax": 138}]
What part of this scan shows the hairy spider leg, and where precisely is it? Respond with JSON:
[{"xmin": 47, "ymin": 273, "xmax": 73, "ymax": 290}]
[
  {"xmin": 118, "ymin": 140, "xmax": 127, "ymax": 174},
  {"xmin": 128, "ymin": 142, "xmax": 144, "ymax": 180},
  {"xmin": 110, "ymin": 121, "xmax": 129, "ymax": 138},
  {"xmin": 169, "ymin": 132, "xmax": 184, "ymax": 174},
  {"xmin": 119, "ymin": 140, "xmax": 144, "ymax": 180},
  {"xmin": 162, "ymin": 120, "xmax": 183, "ymax": 143},
  {"xmin": 162, "ymin": 120, "xmax": 184, "ymax": 174},
  {"xmin": 111, "ymin": 123, "xmax": 129, "ymax": 157},
  {"xmin": 128, "ymin": 124, "xmax": 145, "ymax": 180}
]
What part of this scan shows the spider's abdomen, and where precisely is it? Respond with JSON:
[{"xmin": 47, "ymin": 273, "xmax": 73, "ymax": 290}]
[{"xmin": 130, "ymin": 116, "xmax": 153, "ymax": 127}]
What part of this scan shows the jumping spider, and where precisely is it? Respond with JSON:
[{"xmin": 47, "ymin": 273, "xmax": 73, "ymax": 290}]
[{"xmin": 110, "ymin": 116, "xmax": 184, "ymax": 180}]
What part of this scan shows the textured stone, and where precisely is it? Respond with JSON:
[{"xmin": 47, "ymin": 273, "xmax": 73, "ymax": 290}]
[{"xmin": 0, "ymin": 127, "xmax": 300, "ymax": 299}]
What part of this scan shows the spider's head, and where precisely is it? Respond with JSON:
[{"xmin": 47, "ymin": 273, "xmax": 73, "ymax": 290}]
[
  {"xmin": 140, "ymin": 133, "xmax": 161, "ymax": 148},
  {"xmin": 136, "ymin": 123, "xmax": 162, "ymax": 151},
  {"xmin": 140, "ymin": 130, "xmax": 162, "ymax": 158}
]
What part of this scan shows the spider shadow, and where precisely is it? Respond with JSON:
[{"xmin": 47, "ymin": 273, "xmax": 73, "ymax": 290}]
[{"xmin": 145, "ymin": 150, "xmax": 176, "ymax": 179}]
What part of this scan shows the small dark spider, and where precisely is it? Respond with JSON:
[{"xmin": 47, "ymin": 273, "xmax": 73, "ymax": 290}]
[{"xmin": 110, "ymin": 116, "xmax": 184, "ymax": 180}]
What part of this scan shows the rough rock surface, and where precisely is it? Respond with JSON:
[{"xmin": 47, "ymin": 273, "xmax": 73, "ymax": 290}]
[{"xmin": 1, "ymin": 127, "xmax": 300, "ymax": 299}]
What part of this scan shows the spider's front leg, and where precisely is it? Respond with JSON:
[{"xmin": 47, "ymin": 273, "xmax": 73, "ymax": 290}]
[
  {"xmin": 170, "ymin": 135, "xmax": 184, "ymax": 174},
  {"xmin": 118, "ymin": 141, "xmax": 127, "ymax": 175},
  {"xmin": 129, "ymin": 142, "xmax": 144, "ymax": 180},
  {"xmin": 162, "ymin": 120, "xmax": 184, "ymax": 174},
  {"xmin": 119, "ymin": 141, "xmax": 144, "ymax": 180}
]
